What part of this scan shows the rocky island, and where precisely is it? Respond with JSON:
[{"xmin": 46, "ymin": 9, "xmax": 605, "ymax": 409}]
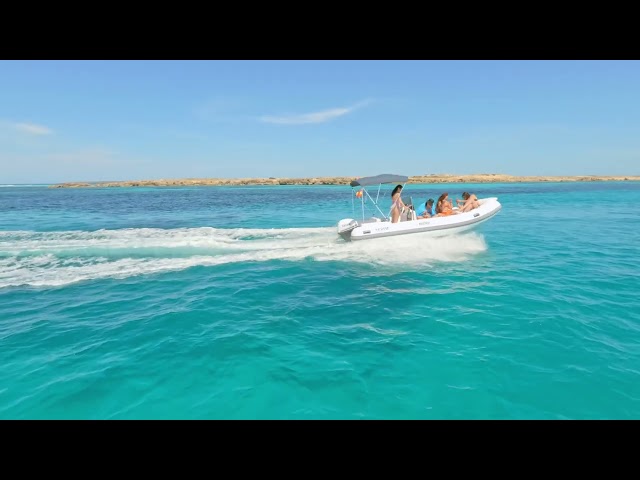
[{"xmin": 49, "ymin": 173, "xmax": 640, "ymax": 188}]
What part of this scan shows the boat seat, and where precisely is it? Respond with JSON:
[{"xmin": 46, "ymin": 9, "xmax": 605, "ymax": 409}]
[{"xmin": 401, "ymin": 209, "xmax": 416, "ymax": 222}]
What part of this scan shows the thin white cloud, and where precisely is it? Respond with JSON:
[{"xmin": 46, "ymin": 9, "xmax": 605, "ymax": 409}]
[
  {"xmin": 15, "ymin": 122, "xmax": 53, "ymax": 135},
  {"xmin": 260, "ymin": 99, "xmax": 373, "ymax": 125}
]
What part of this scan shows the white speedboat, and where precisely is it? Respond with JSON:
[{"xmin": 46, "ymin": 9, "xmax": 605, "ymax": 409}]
[{"xmin": 337, "ymin": 173, "xmax": 502, "ymax": 242}]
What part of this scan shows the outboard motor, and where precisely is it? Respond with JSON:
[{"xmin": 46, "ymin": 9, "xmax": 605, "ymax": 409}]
[{"xmin": 337, "ymin": 218, "xmax": 358, "ymax": 241}]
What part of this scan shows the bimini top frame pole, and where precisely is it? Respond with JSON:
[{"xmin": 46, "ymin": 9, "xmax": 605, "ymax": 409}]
[
  {"xmin": 350, "ymin": 174, "xmax": 410, "ymax": 222},
  {"xmin": 361, "ymin": 187, "xmax": 389, "ymax": 220}
]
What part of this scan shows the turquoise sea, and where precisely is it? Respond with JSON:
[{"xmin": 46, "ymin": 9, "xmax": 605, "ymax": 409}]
[{"xmin": 1, "ymin": 181, "xmax": 639, "ymax": 419}]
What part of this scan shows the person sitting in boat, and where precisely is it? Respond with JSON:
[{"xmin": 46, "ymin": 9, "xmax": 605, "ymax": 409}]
[
  {"xmin": 390, "ymin": 184, "xmax": 409, "ymax": 223},
  {"xmin": 415, "ymin": 198, "xmax": 435, "ymax": 218},
  {"xmin": 435, "ymin": 192, "xmax": 458, "ymax": 216},
  {"xmin": 456, "ymin": 192, "xmax": 480, "ymax": 212}
]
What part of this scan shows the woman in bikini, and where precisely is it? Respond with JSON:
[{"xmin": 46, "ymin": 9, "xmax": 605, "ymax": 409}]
[
  {"xmin": 390, "ymin": 184, "xmax": 409, "ymax": 223},
  {"xmin": 435, "ymin": 192, "xmax": 457, "ymax": 216}
]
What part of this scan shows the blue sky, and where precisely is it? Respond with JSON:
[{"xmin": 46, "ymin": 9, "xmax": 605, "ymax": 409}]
[{"xmin": 1, "ymin": 60, "xmax": 639, "ymax": 183}]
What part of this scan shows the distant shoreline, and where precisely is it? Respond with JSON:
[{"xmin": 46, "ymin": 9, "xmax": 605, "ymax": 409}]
[{"xmin": 49, "ymin": 173, "xmax": 640, "ymax": 188}]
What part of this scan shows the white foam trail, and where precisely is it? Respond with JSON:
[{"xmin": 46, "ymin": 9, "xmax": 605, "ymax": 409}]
[
  {"xmin": 0, "ymin": 227, "xmax": 334, "ymax": 255},
  {"xmin": 0, "ymin": 227, "xmax": 488, "ymax": 288}
]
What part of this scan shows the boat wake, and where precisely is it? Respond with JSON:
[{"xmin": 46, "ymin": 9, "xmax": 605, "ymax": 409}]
[{"xmin": 0, "ymin": 226, "xmax": 488, "ymax": 288}]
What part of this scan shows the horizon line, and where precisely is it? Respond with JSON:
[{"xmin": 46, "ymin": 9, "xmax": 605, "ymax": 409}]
[{"xmin": 7, "ymin": 172, "xmax": 636, "ymax": 187}]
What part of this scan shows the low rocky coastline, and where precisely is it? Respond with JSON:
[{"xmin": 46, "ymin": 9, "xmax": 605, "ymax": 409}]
[{"xmin": 49, "ymin": 173, "xmax": 640, "ymax": 188}]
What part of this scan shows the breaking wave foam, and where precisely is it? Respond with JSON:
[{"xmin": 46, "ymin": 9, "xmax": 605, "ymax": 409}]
[{"xmin": 0, "ymin": 227, "xmax": 488, "ymax": 288}]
